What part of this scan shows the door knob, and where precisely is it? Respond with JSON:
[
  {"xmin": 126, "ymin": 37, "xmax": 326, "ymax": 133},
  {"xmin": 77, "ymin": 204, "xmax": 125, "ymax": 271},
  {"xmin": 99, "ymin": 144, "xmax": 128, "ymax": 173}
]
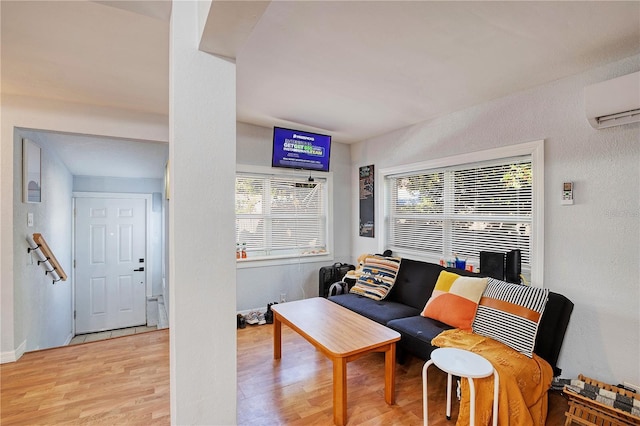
[{"xmin": 134, "ymin": 267, "xmax": 145, "ymax": 272}]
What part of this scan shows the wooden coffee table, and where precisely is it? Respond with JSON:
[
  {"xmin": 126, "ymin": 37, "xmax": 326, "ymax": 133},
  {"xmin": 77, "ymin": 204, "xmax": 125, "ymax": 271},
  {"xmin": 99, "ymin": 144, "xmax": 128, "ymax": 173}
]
[{"xmin": 271, "ymin": 297, "xmax": 401, "ymax": 426}]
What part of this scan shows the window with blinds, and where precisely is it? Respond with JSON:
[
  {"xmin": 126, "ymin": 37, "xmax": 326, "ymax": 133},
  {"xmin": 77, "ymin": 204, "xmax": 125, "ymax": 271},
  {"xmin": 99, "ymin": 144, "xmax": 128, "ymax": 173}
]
[
  {"xmin": 386, "ymin": 156, "xmax": 533, "ymax": 271},
  {"xmin": 236, "ymin": 173, "xmax": 328, "ymax": 260}
]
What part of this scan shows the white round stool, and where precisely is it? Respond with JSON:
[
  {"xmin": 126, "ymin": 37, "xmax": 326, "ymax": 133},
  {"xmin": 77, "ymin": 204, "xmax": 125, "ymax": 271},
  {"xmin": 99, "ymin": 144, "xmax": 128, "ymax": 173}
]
[{"xmin": 422, "ymin": 347, "xmax": 499, "ymax": 426}]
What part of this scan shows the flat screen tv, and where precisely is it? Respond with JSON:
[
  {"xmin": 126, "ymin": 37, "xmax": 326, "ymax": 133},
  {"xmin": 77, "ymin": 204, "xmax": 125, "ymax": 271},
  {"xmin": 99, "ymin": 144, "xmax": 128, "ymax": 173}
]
[{"xmin": 271, "ymin": 127, "xmax": 331, "ymax": 172}]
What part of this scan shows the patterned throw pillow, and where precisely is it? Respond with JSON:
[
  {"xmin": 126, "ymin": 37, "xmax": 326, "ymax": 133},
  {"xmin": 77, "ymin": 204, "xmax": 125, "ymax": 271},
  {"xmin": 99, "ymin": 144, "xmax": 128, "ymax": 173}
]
[
  {"xmin": 472, "ymin": 278, "xmax": 549, "ymax": 358},
  {"xmin": 349, "ymin": 255, "xmax": 401, "ymax": 301},
  {"xmin": 421, "ymin": 271, "xmax": 488, "ymax": 331}
]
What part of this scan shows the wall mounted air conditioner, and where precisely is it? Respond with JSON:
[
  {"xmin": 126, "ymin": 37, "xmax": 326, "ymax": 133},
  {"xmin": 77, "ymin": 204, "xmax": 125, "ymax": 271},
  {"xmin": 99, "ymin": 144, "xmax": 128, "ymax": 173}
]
[{"xmin": 585, "ymin": 71, "xmax": 640, "ymax": 129}]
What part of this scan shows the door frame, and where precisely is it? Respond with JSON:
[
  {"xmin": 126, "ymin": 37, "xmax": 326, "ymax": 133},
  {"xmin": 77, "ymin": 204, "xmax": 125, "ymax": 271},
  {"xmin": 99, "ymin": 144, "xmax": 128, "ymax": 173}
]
[{"xmin": 72, "ymin": 192, "xmax": 153, "ymax": 334}]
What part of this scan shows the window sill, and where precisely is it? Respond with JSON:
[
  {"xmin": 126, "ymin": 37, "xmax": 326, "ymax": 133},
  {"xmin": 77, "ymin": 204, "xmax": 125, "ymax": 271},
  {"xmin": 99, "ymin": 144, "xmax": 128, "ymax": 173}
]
[{"xmin": 236, "ymin": 252, "xmax": 333, "ymax": 269}]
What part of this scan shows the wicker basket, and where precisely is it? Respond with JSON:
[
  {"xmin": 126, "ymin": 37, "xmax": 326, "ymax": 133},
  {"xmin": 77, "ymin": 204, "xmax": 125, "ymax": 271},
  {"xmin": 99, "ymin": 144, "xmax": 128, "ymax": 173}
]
[{"xmin": 564, "ymin": 374, "xmax": 640, "ymax": 426}]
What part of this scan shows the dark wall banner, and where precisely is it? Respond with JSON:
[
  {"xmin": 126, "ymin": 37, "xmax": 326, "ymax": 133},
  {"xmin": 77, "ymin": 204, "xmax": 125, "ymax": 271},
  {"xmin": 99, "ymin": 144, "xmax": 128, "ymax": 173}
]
[{"xmin": 359, "ymin": 165, "xmax": 374, "ymax": 237}]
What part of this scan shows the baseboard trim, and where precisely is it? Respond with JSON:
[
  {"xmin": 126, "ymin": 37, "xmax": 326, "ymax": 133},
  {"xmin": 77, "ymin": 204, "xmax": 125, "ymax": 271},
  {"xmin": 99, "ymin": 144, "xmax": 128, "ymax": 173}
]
[
  {"xmin": 157, "ymin": 295, "xmax": 168, "ymax": 329},
  {"xmin": 0, "ymin": 350, "xmax": 16, "ymax": 363},
  {"xmin": 63, "ymin": 332, "xmax": 74, "ymax": 346},
  {"xmin": 1, "ymin": 339, "xmax": 26, "ymax": 364}
]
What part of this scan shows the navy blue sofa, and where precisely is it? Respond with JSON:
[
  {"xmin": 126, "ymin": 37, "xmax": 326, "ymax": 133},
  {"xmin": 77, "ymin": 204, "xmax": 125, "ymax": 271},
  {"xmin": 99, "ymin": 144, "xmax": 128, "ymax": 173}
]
[{"xmin": 329, "ymin": 257, "xmax": 573, "ymax": 376}]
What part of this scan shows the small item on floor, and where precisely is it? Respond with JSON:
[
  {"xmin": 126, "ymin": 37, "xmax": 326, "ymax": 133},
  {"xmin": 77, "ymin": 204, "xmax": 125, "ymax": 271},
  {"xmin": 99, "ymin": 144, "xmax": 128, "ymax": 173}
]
[
  {"xmin": 551, "ymin": 376, "xmax": 569, "ymax": 391},
  {"xmin": 237, "ymin": 313, "xmax": 246, "ymax": 329},
  {"xmin": 245, "ymin": 311, "xmax": 267, "ymax": 325},
  {"xmin": 245, "ymin": 311, "xmax": 259, "ymax": 325},
  {"xmin": 265, "ymin": 302, "xmax": 278, "ymax": 324}
]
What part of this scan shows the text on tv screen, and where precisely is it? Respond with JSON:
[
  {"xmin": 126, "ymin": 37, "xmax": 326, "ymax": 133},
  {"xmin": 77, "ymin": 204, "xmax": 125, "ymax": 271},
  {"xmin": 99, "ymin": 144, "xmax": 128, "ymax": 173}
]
[{"xmin": 272, "ymin": 127, "xmax": 331, "ymax": 172}]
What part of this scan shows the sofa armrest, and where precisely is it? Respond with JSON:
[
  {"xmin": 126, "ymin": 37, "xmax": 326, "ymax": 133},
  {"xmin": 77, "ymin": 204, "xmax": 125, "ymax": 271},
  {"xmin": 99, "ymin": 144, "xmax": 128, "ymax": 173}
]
[{"xmin": 535, "ymin": 292, "xmax": 574, "ymax": 376}]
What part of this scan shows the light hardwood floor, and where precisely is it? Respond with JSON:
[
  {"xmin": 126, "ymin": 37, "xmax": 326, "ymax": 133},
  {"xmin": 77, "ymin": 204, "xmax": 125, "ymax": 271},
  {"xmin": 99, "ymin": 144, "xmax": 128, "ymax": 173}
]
[
  {"xmin": 1, "ymin": 323, "xmax": 569, "ymax": 425},
  {"xmin": 1, "ymin": 329, "xmax": 170, "ymax": 425},
  {"xmin": 238, "ymin": 324, "xmax": 569, "ymax": 425}
]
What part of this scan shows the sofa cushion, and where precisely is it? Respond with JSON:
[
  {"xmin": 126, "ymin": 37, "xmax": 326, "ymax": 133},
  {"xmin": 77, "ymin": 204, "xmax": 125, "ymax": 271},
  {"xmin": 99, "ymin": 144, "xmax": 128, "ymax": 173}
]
[
  {"xmin": 328, "ymin": 293, "xmax": 420, "ymax": 324},
  {"xmin": 386, "ymin": 258, "xmax": 445, "ymax": 309},
  {"xmin": 387, "ymin": 315, "xmax": 454, "ymax": 359},
  {"xmin": 421, "ymin": 271, "xmax": 488, "ymax": 331},
  {"xmin": 472, "ymin": 278, "xmax": 549, "ymax": 358},
  {"xmin": 349, "ymin": 255, "xmax": 402, "ymax": 301}
]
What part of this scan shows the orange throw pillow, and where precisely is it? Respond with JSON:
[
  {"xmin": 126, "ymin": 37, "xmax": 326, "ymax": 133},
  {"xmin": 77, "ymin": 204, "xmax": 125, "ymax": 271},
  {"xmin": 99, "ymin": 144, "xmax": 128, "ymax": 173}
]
[{"xmin": 421, "ymin": 271, "xmax": 488, "ymax": 331}]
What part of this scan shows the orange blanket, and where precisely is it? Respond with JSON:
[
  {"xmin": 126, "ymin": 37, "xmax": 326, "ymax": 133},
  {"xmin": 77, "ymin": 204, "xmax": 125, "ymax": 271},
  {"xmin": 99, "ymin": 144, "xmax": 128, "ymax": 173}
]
[{"xmin": 431, "ymin": 329, "xmax": 553, "ymax": 426}]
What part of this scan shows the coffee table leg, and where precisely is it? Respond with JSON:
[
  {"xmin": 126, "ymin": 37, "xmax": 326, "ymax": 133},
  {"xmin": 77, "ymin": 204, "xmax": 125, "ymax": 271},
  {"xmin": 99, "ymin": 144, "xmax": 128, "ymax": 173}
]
[
  {"xmin": 333, "ymin": 357, "xmax": 347, "ymax": 426},
  {"xmin": 273, "ymin": 314, "xmax": 282, "ymax": 360},
  {"xmin": 384, "ymin": 343, "xmax": 396, "ymax": 405}
]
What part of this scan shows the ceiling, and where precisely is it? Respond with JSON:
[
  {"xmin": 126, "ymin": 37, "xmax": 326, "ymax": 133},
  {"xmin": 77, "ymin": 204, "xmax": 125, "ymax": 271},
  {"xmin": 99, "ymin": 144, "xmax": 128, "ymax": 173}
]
[
  {"xmin": 2, "ymin": 1, "xmax": 639, "ymax": 177},
  {"xmin": 2, "ymin": 0, "xmax": 171, "ymax": 179},
  {"xmin": 235, "ymin": 1, "xmax": 640, "ymax": 142},
  {"xmin": 18, "ymin": 130, "xmax": 169, "ymax": 180}
]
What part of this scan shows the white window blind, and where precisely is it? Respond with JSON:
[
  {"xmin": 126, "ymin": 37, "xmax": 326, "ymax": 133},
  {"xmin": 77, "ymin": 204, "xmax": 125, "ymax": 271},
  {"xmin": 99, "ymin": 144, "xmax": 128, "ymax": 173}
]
[
  {"xmin": 386, "ymin": 156, "xmax": 532, "ymax": 271},
  {"xmin": 236, "ymin": 173, "xmax": 328, "ymax": 259}
]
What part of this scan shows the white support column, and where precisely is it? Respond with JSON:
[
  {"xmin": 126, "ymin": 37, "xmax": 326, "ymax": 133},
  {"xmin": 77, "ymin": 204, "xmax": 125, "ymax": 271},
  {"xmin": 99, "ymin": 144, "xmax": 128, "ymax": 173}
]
[{"xmin": 169, "ymin": 1, "xmax": 237, "ymax": 424}]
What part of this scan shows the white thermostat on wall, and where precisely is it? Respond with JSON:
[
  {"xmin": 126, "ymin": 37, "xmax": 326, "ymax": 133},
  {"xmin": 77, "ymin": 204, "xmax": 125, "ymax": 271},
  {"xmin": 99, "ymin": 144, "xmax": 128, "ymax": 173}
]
[{"xmin": 562, "ymin": 182, "xmax": 574, "ymax": 205}]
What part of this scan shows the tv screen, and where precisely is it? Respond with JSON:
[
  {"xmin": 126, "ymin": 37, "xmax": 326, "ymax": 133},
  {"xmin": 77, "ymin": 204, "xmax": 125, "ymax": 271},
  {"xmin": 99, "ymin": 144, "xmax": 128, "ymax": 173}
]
[{"xmin": 271, "ymin": 127, "xmax": 331, "ymax": 172}]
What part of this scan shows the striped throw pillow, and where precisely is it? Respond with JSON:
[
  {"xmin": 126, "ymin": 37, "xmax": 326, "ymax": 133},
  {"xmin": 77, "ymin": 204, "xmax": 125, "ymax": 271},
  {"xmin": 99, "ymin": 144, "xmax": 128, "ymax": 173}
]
[
  {"xmin": 472, "ymin": 278, "xmax": 549, "ymax": 357},
  {"xmin": 349, "ymin": 255, "xmax": 401, "ymax": 301}
]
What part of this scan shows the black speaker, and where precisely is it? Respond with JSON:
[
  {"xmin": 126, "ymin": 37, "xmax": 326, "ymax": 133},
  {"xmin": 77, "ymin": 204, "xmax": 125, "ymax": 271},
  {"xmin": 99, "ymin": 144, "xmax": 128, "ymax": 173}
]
[
  {"xmin": 479, "ymin": 251, "xmax": 505, "ymax": 280},
  {"xmin": 505, "ymin": 249, "xmax": 521, "ymax": 284}
]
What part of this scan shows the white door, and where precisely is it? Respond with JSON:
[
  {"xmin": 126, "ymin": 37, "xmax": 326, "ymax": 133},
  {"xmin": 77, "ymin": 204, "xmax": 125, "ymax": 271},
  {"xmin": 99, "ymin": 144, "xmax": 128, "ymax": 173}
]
[{"xmin": 75, "ymin": 196, "xmax": 147, "ymax": 334}]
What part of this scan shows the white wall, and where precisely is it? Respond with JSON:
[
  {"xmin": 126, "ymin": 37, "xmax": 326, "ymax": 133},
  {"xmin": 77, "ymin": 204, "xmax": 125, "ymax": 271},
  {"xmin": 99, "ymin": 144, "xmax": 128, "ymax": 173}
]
[
  {"xmin": 169, "ymin": 1, "xmax": 236, "ymax": 423},
  {"xmin": 12, "ymin": 132, "xmax": 73, "ymax": 354},
  {"xmin": 235, "ymin": 122, "xmax": 353, "ymax": 311},
  {"xmin": 163, "ymin": 181, "xmax": 170, "ymax": 315},
  {"xmin": 73, "ymin": 176, "xmax": 164, "ymax": 193},
  {"xmin": 73, "ymin": 176, "xmax": 165, "ymax": 297},
  {"xmin": 351, "ymin": 55, "xmax": 640, "ymax": 385},
  {"xmin": 0, "ymin": 94, "xmax": 168, "ymax": 360}
]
